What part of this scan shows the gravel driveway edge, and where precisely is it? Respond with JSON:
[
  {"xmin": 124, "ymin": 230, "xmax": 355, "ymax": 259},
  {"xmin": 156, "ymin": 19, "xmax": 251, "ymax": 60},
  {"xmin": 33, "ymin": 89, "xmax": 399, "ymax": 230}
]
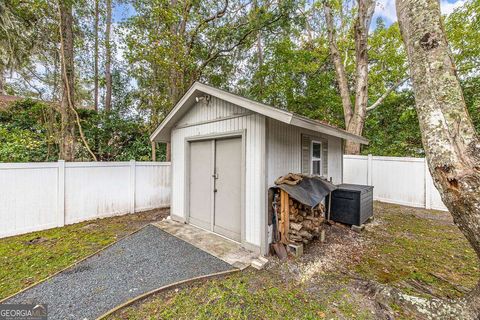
[
  {"xmin": 96, "ymin": 269, "xmax": 240, "ymax": 319},
  {"xmin": 0, "ymin": 224, "xmax": 150, "ymax": 304}
]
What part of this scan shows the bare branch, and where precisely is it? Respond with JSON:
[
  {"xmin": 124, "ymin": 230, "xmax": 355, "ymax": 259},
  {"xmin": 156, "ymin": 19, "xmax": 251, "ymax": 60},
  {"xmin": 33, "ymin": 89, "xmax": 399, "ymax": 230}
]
[
  {"xmin": 179, "ymin": 1, "xmax": 194, "ymax": 36},
  {"xmin": 187, "ymin": 1, "xmax": 229, "ymax": 53},
  {"xmin": 196, "ymin": 10, "xmax": 284, "ymax": 74},
  {"xmin": 366, "ymin": 77, "xmax": 409, "ymax": 112}
]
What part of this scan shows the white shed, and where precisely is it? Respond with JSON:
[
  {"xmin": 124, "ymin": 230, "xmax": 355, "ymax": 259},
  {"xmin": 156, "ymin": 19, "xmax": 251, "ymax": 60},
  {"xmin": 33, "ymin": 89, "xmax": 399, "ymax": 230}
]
[{"xmin": 151, "ymin": 82, "xmax": 368, "ymax": 255}]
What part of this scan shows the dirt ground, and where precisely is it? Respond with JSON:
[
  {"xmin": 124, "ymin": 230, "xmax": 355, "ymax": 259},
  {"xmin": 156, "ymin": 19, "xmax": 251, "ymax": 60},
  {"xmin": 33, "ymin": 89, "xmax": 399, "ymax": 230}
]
[{"xmin": 265, "ymin": 202, "xmax": 477, "ymax": 318}]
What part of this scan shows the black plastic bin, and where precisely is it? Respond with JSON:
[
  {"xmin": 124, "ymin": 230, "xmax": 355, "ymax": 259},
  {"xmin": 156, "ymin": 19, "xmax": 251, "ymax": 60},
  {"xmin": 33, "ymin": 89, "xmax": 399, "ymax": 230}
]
[{"xmin": 326, "ymin": 184, "xmax": 374, "ymax": 226}]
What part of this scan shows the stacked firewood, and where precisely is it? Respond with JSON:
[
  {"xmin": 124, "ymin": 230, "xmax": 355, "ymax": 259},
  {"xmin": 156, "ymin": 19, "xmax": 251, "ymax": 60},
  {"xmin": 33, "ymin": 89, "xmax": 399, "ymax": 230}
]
[{"xmin": 288, "ymin": 199, "xmax": 325, "ymax": 244}]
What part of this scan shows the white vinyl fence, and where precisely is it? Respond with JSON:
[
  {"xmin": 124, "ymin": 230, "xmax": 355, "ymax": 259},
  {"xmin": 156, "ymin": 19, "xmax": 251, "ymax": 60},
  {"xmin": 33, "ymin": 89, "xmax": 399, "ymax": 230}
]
[
  {"xmin": 343, "ymin": 155, "xmax": 447, "ymax": 211},
  {"xmin": 0, "ymin": 161, "xmax": 171, "ymax": 238}
]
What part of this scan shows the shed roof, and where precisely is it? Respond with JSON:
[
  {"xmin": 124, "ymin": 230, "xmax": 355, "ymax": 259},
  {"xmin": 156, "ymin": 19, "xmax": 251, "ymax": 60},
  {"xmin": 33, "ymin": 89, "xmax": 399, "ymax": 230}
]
[{"xmin": 150, "ymin": 82, "xmax": 369, "ymax": 144}]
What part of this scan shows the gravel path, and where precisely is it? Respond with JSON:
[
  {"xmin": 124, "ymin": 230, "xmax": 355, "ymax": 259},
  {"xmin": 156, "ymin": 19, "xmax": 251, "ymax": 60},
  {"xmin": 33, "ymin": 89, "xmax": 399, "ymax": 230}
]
[{"xmin": 5, "ymin": 225, "xmax": 233, "ymax": 319}]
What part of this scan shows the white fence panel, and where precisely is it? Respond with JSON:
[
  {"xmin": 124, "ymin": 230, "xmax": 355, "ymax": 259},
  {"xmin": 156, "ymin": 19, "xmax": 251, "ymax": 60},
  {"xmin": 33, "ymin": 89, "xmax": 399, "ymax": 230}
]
[
  {"xmin": 425, "ymin": 168, "xmax": 448, "ymax": 211},
  {"xmin": 343, "ymin": 155, "xmax": 368, "ymax": 185},
  {"xmin": 64, "ymin": 162, "xmax": 132, "ymax": 224},
  {"xmin": 0, "ymin": 163, "xmax": 59, "ymax": 238},
  {"xmin": 0, "ymin": 161, "xmax": 171, "ymax": 238},
  {"xmin": 372, "ymin": 157, "xmax": 425, "ymax": 208},
  {"xmin": 430, "ymin": 188, "xmax": 447, "ymax": 211},
  {"xmin": 135, "ymin": 162, "xmax": 171, "ymax": 212},
  {"xmin": 343, "ymin": 155, "xmax": 448, "ymax": 211}
]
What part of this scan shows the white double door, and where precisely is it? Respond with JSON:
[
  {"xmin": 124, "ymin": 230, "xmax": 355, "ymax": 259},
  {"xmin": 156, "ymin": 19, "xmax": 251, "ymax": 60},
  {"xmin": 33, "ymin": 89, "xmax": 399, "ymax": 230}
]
[{"xmin": 188, "ymin": 137, "xmax": 242, "ymax": 242}]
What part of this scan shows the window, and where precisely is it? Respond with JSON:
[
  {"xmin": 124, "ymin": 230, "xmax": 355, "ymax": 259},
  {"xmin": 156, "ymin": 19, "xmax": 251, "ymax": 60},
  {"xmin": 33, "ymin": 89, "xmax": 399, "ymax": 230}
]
[{"xmin": 311, "ymin": 141, "xmax": 322, "ymax": 175}]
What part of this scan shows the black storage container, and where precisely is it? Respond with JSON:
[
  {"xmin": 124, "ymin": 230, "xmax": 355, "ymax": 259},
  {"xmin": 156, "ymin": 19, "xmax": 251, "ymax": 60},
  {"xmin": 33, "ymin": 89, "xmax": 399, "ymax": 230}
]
[{"xmin": 326, "ymin": 184, "xmax": 374, "ymax": 226}]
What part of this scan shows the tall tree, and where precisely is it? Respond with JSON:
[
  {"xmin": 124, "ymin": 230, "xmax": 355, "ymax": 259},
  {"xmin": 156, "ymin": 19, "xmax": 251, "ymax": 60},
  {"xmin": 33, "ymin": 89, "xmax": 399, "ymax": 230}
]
[
  {"xmin": 104, "ymin": 0, "xmax": 112, "ymax": 111},
  {"xmin": 397, "ymin": 0, "xmax": 480, "ymax": 317},
  {"xmin": 324, "ymin": 0, "xmax": 407, "ymax": 154},
  {"xmin": 94, "ymin": 0, "xmax": 99, "ymax": 111},
  {"xmin": 0, "ymin": 0, "xmax": 41, "ymax": 95},
  {"xmin": 58, "ymin": 0, "xmax": 76, "ymax": 160},
  {"xmin": 445, "ymin": 0, "xmax": 480, "ymax": 76},
  {"xmin": 254, "ymin": 0, "xmax": 265, "ymax": 96},
  {"xmin": 124, "ymin": 0, "xmax": 291, "ymax": 127}
]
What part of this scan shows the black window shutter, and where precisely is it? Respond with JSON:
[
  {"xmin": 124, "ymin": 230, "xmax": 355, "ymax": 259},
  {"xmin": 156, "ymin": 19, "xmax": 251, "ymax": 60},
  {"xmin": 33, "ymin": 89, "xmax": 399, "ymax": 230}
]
[
  {"xmin": 301, "ymin": 134, "xmax": 328, "ymax": 177},
  {"xmin": 322, "ymin": 140, "xmax": 328, "ymax": 177},
  {"xmin": 301, "ymin": 134, "xmax": 311, "ymax": 175}
]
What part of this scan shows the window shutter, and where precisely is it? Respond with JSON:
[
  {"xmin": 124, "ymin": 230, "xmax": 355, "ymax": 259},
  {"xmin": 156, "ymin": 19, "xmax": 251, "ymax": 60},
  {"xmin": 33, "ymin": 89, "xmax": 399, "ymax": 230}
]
[
  {"xmin": 301, "ymin": 134, "xmax": 311, "ymax": 175},
  {"xmin": 322, "ymin": 140, "xmax": 328, "ymax": 178},
  {"xmin": 301, "ymin": 134, "xmax": 328, "ymax": 177}
]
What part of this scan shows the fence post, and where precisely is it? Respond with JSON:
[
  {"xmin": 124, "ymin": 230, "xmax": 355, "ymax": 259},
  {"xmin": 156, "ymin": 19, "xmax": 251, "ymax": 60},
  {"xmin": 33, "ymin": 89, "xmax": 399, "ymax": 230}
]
[
  {"xmin": 57, "ymin": 160, "xmax": 65, "ymax": 227},
  {"xmin": 424, "ymin": 157, "xmax": 432, "ymax": 209},
  {"xmin": 130, "ymin": 160, "xmax": 136, "ymax": 213},
  {"xmin": 367, "ymin": 154, "xmax": 373, "ymax": 186}
]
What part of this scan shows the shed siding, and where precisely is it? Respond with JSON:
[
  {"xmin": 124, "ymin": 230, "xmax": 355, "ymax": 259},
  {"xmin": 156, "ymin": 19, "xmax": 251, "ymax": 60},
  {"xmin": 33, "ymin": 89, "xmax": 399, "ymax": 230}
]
[
  {"xmin": 266, "ymin": 119, "xmax": 343, "ymax": 186},
  {"xmin": 327, "ymin": 135, "xmax": 343, "ymax": 184},
  {"xmin": 171, "ymin": 97, "xmax": 265, "ymax": 248},
  {"xmin": 177, "ymin": 96, "xmax": 250, "ymax": 127}
]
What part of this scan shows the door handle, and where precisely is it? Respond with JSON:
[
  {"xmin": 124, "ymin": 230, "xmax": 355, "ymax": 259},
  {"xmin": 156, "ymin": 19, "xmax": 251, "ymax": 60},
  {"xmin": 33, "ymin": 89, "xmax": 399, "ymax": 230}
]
[
  {"xmin": 212, "ymin": 173, "xmax": 218, "ymax": 179},
  {"xmin": 214, "ymin": 189, "xmax": 218, "ymax": 193}
]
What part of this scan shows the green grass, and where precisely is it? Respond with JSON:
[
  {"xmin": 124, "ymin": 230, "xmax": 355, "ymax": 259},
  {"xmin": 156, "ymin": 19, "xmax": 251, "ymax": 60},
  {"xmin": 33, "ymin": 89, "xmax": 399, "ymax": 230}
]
[
  {"xmin": 1, "ymin": 202, "xmax": 477, "ymax": 318},
  {"xmin": 0, "ymin": 210, "xmax": 162, "ymax": 299},
  {"xmin": 109, "ymin": 270, "xmax": 372, "ymax": 320},
  {"xmin": 355, "ymin": 202, "xmax": 478, "ymax": 298},
  {"xmin": 108, "ymin": 202, "xmax": 478, "ymax": 319}
]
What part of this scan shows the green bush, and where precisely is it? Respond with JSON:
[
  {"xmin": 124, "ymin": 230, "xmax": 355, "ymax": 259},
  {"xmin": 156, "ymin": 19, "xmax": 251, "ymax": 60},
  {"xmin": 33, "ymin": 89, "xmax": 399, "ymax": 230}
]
[{"xmin": 0, "ymin": 99, "xmax": 164, "ymax": 162}]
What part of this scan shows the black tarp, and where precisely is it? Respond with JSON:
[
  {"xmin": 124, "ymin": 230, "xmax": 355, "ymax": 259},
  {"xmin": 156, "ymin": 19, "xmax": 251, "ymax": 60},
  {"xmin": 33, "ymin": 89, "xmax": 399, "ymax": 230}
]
[{"xmin": 273, "ymin": 176, "xmax": 337, "ymax": 208}]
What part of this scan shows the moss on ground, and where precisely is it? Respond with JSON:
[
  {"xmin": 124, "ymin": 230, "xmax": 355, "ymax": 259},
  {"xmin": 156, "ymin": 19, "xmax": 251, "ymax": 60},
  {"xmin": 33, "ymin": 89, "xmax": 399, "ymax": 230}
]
[
  {"xmin": 354, "ymin": 202, "xmax": 478, "ymax": 298},
  {"xmin": 108, "ymin": 203, "xmax": 477, "ymax": 319},
  {"xmin": 0, "ymin": 210, "xmax": 165, "ymax": 299}
]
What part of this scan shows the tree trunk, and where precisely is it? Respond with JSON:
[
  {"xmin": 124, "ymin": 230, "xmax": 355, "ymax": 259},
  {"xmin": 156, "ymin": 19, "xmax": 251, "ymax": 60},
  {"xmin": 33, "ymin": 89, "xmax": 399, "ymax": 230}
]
[
  {"xmin": 345, "ymin": 0, "xmax": 374, "ymax": 155},
  {"xmin": 324, "ymin": 2, "xmax": 353, "ymax": 127},
  {"xmin": 324, "ymin": 0, "xmax": 374, "ymax": 155},
  {"xmin": 105, "ymin": 0, "xmax": 112, "ymax": 111},
  {"xmin": 168, "ymin": 69, "xmax": 182, "ymax": 106},
  {"xmin": 0, "ymin": 66, "xmax": 6, "ymax": 95},
  {"xmin": 94, "ymin": 0, "xmax": 99, "ymax": 111},
  {"xmin": 344, "ymin": 138, "xmax": 361, "ymax": 154},
  {"xmin": 256, "ymin": 32, "xmax": 264, "ymax": 96},
  {"xmin": 166, "ymin": 142, "xmax": 171, "ymax": 162},
  {"xmin": 254, "ymin": 0, "xmax": 265, "ymax": 97},
  {"xmin": 58, "ymin": 0, "xmax": 76, "ymax": 161},
  {"xmin": 167, "ymin": 0, "xmax": 185, "ymax": 107},
  {"xmin": 397, "ymin": 0, "xmax": 480, "ymax": 316},
  {"xmin": 52, "ymin": 50, "xmax": 60, "ymax": 100},
  {"xmin": 151, "ymin": 141, "xmax": 156, "ymax": 161}
]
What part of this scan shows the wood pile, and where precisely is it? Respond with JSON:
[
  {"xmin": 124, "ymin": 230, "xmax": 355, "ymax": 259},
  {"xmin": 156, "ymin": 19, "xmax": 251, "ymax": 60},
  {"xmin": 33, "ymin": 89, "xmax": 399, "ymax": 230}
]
[
  {"xmin": 288, "ymin": 198, "xmax": 325, "ymax": 244},
  {"xmin": 275, "ymin": 189, "xmax": 325, "ymax": 246}
]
